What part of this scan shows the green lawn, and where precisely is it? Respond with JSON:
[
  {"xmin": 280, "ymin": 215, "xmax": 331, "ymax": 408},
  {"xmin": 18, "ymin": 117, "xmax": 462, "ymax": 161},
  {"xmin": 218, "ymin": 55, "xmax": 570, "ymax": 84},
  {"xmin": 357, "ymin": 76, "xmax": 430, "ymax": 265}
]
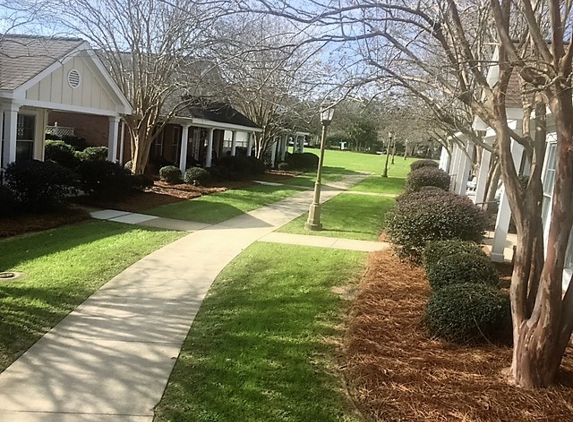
[
  {"xmin": 145, "ymin": 185, "xmax": 301, "ymax": 224},
  {"xmin": 277, "ymin": 193, "xmax": 395, "ymax": 241},
  {"xmin": 350, "ymin": 175, "xmax": 405, "ymax": 195},
  {"xmin": 0, "ymin": 220, "xmax": 184, "ymax": 372},
  {"xmin": 154, "ymin": 243, "xmax": 365, "ymax": 422}
]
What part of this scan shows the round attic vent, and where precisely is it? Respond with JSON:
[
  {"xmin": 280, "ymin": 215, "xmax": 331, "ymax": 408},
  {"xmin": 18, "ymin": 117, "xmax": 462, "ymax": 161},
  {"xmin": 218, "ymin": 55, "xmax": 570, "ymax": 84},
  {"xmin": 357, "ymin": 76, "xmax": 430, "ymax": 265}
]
[{"xmin": 67, "ymin": 69, "xmax": 81, "ymax": 89}]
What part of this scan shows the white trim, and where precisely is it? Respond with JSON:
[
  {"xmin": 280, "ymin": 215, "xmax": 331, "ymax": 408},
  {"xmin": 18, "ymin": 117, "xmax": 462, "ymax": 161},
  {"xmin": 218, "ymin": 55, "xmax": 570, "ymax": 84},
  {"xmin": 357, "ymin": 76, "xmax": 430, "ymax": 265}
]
[
  {"xmin": 16, "ymin": 99, "xmax": 120, "ymax": 117},
  {"xmin": 172, "ymin": 117, "xmax": 262, "ymax": 133}
]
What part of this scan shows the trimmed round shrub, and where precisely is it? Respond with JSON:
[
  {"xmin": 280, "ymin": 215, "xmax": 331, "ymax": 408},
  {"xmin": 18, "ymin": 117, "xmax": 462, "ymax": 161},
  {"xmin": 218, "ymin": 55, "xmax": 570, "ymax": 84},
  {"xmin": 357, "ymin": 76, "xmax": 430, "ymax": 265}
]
[
  {"xmin": 411, "ymin": 159, "xmax": 439, "ymax": 171},
  {"xmin": 184, "ymin": 167, "xmax": 211, "ymax": 186},
  {"xmin": 131, "ymin": 174, "xmax": 154, "ymax": 191},
  {"xmin": 277, "ymin": 161, "xmax": 290, "ymax": 171},
  {"xmin": 385, "ymin": 190, "xmax": 488, "ymax": 259},
  {"xmin": 76, "ymin": 146, "xmax": 108, "ymax": 162},
  {"xmin": 248, "ymin": 156, "xmax": 266, "ymax": 174},
  {"xmin": 405, "ymin": 167, "xmax": 450, "ymax": 192},
  {"xmin": 285, "ymin": 152, "xmax": 319, "ymax": 170},
  {"xmin": 159, "ymin": 165, "xmax": 182, "ymax": 184},
  {"xmin": 219, "ymin": 156, "xmax": 253, "ymax": 179},
  {"xmin": 5, "ymin": 159, "xmax": 78, "ymax": 212},
  {"xmin": 0, "ymin": 185, "xmax": 18, "ymax": 218},
  {"xmin": 61, "ymin": 135, "xmax": 88, "ymax": 151},
  {"xmin": 45, "ymin": 140, "xmax": 80, "ymax": 170},
  {"xmin": 425, "ymin": 283, "xmax": 510, "ymax": 343},
  {"xmin": 76, "ymin": 160, "xmax": 134, "ymax": 200},
  {"xmin": 426, "ymin": 252, "xmax": 499, "ymax": 291},
  {"xmin": 423, "ymin": 240, "xmax": 487, "ymax": 271}
]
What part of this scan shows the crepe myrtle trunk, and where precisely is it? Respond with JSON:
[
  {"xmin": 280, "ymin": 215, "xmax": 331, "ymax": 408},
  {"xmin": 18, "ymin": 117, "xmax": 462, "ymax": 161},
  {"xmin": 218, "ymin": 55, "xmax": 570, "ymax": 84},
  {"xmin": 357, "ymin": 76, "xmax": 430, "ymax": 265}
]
[{"xmin": 501, "ymin": 95, "xmax": 573, "ymax": 388}]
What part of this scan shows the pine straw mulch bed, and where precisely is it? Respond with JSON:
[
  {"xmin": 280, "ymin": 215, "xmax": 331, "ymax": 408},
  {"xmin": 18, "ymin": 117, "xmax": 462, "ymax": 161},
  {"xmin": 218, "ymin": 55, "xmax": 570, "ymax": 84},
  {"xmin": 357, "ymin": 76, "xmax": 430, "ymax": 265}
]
[
  {"xmin": 344, "ymin": 250, "xmax": 573, "ymax": 422},
  {"xmin": 0, "ymin": 207, "xmax": 91, "ymax": 239}
]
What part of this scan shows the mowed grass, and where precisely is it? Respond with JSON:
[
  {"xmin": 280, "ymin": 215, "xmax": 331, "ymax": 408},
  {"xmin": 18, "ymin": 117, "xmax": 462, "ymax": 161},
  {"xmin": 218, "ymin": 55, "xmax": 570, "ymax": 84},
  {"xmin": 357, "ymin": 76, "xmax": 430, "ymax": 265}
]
[
  {"xmin": 0, "ymin": 220, "xmax": 184, "ymax": 372},
  {"xmin": 350, "ymin": 175, "xmax": 405, "ymax": 194},
  {"xmin": 145, "ymin": 184, "xmax": 301, "ymax": 224},
  {"xmin": 154, "ymin": 243, "xmax": 365, "ymax": 422},
  {"xmin": 277, "ymin": 193, "xmax": 395, "ymax": 241}
]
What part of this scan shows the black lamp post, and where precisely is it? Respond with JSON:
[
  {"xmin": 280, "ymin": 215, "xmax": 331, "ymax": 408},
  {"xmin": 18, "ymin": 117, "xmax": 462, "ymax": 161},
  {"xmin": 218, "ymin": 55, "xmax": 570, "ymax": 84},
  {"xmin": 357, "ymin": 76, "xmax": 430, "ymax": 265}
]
[{"xmin": 305, "ymin": 103, "xmax": 335, "ymax": 231}]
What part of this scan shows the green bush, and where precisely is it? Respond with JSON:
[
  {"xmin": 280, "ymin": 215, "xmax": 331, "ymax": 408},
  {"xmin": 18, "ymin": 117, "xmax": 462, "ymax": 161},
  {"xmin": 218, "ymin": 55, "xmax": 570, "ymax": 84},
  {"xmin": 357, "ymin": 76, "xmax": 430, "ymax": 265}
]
[
  {"xmin": 386, "ymin": 190, "xmax": 488, "ymax": 260},
  {"xmin": 425, "ymin": 283, "xmax": 510, "ymax": 344},
  {"xmin": 76, "ymin": 146, "xmax": 108, "ymax": 162},
  {"xmin": 285, "ymin": 152, "xmax": 319, "ymax": 170},
  {"xmin": 61, "ymin": 135, "xmax": 88, "ymax": 151},
  {"xmin": 184, "ymin": 167, "xmax": 211, "ymax": 186},
  {"xmin": 159, "ymin": 165, "xmax": 182, "ymax": 184},
  {"xmin": 411, "ymin": 159, "xmax": 439, "ymax": 171},
  {"xmin": 405, "ymin": 167, "xmax": 450, "ymax": 192},
  {"xmin": 0, "ymin": 185, "xmax": 18, "ymax": 218},
  {"xmin": 45, "ymin": 140, "xmax": 80, "ymax": 170},
  {"xmin": 207, "ymin": 165, "xmax": 229, "ymax": 182},
  {"xmin": 76, "ymin": 160, "xmax": 135, "ymax": 200},
  {"xmin": 131, "ymin": 174, "xmax": 154, "ymax": 191},
  {"xmin": 248, "ymin": 156, "xmax": 266, "ymax": 174},
  {"xmin": 219, "ymin": 156, "xmax": 253, "ymax": 179},
  {"xmin": 5, "ymin": 159, "xmax": 78, "ymax": 212},
  {"xmin": 277, "ymin": 162, "xmax": 290, "ymax": 171},
  {"xmin": 426, "ymin": 252, "xmax": 499, "ymax": 291},
  {"xmin": 423, "ymin": 240, "xmax": 487, "ymax": 271}
]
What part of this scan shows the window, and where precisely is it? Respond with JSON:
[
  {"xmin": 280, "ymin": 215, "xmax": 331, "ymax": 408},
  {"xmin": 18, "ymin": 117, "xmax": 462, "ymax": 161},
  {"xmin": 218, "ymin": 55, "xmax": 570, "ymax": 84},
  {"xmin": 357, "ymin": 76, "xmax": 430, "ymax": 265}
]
[{"xmin": 16, "ymin": 114, "xmax": 35, "ymax": 162}]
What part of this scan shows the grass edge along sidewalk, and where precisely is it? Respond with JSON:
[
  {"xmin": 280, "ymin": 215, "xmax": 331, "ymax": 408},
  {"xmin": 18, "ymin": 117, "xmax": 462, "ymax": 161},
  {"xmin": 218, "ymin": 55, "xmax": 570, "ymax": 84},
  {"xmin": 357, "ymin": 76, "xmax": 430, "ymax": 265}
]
[{"xmin": 154, "ymin": 242, "xmax": 366, "ymax": 422}]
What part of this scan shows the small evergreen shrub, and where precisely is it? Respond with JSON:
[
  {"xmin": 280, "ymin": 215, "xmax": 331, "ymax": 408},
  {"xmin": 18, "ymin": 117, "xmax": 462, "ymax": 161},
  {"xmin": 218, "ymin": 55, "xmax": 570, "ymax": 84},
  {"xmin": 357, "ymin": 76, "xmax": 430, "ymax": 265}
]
[
  {"xmin": 278, "ymin": 162, "xmax": 290, "ymax": 171},
  {"xmin": 0, "ymin": 185, "xmax": 18, "ymax": 218},
  {"xmin": 159, "ymin": 165, "xmax": 182, "ymax": 184},
  {"xmin": 61, "ymin": 135, "xmax": 88, "ymax": 151},
  {"xmin": 411, "ymin": 159, "xmax": 439, "ymax": 171},
  {"xmin": 248, "ymin": 156, "xmax": 266, "ymax": 174},
  {"xmin": 45, "ymin": 140, "xmax": 80, "ymax": 170},
  {"xmin": 285, "ymin": 152, "xmax": 319, "ymax": 170},
  {"xmin": 423, "ymin": 240, "xmax": 487, "ymax": 271},
  {"xmin": 219, "ymin": 156, "xmax": 253, "ymax": 179},
  {"xmin": 425, "ymin": 283, "xmax": 510, "ymax": 344},
  {"xmin": 426, "ymin": 252, "xmax": 499, "ymax": 291},
  {"xmin": 76, "ymin": 160, "xmax": 134, "ymax": 200},
  {"xmin": 184, "ymin": 167, "xmax": 211, "ymax": 186},
  {"xmin": 5, "ymin": 159, "xmax": 78, "ymax": 212},
  {"xmin": 405, "ymin": 167, "xmax": 450, "ymax": 192},
  {"xmin": 76, "ymin": 146, "xmax": 108, "ymax": 162},
  {"xmin": 207, "ymin": 166, "xmax": 229, "ymax": 182},
  {"xmin": 386, "ymin": 190, "xmax": 488, "ymax": 259}
]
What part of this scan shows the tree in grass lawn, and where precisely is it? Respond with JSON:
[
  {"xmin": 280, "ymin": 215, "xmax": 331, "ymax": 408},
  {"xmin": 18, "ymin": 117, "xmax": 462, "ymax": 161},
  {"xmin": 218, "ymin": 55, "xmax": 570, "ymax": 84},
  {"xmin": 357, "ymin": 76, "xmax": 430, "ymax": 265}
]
[
  {"xmin": 252, "ymin": 0, "xmax": 573, "ymax": 388},
  {"xmin": 54, "ymin": 0, "xmax": 225, "ymax": 174}
]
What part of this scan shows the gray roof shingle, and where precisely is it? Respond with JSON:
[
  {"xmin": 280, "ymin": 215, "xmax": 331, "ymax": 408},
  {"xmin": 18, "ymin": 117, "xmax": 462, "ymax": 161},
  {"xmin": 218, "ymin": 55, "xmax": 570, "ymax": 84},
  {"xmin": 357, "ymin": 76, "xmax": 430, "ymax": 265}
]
[{"xmin": 0, "ymin": 34, "xmax": 84, "ymax": 91}]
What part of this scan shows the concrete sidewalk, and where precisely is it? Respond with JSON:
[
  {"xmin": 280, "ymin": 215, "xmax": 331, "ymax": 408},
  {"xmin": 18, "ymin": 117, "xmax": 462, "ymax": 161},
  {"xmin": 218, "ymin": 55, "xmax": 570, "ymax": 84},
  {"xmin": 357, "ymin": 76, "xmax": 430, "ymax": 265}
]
[{"xmin": 0, "ymin": 173, "xmax": 377, "ymax": 422}]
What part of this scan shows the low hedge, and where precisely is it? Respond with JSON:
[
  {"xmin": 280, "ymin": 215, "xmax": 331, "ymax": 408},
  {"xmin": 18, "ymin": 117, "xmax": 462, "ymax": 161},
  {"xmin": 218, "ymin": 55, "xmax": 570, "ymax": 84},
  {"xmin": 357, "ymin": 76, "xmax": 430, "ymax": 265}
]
[
  {"xmin": 386, "ymin": 189, "xmax": 487, "ymax": 260},
  {"xmin": 185, "ymin": 167, "xmax": 211, "ymax": 186},
  {"xmin": 45, "ymin": 140, "xmax": 80, "ymax": 170},
  {"xmin": 423, "ymin": 239, "xmax": 487, "ymax": 271},
  {"xmin": 410, "ymin": 159, "xmax": 439, "ymax": 171},
  {"xmin": 404, "ymin": 167, "xmax": 450, "ymax": 193},
  {"xmin": 425, "ymin": 283, "xmax": 510, "ymax": 344},
  {"xmin": 426, "ymin": 252, "xmax": 499, "ymax": 291},
  {"xmin": 76, "ymin": 160, "xmax": 135, "ymax": 200},
  {"xmin": 285, "ymin": 152, "xmax": 319, "ymax": 170}
]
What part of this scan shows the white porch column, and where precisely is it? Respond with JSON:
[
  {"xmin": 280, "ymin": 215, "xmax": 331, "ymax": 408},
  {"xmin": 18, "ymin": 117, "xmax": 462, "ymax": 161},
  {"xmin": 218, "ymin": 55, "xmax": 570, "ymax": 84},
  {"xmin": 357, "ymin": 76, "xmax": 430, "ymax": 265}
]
[
  {"xmin": 179, "ymin": 124, "xmax": 190, "ymax": 173},
  {"xmin": 0, "ymin": 105, "xmax": 4, "ymax": 169},
  {"xmin": 474, "ymin": 147, "xmax": 492, "ymax": 206},
  {"xmin": 230, "ymin": 131, "xmax": 237, "ymax": 156},
  {"xmin": 455, "ymin": 141, "xmax": 473, "ymax": 196},
  {"xmin": 300, "ymin": 135, "xmax": 305, "ymax": 153},
  {"xmin": 3, "ymin": 104, "xmax": 19, "ymax": 167},
  {"xmin": 439, "ymin": 146, "xmax": 450, "ymax": 171},
  {"xmin": 119, "ymin": 120, "xmax": 126, "ymax": 165},
  {"xmin": 279, "ymin": 135, "xmax": 287, "ymax": 161},
  {"xmin": 270, "ymin": 137, "xmax": 277, "ymax": 167},
  {"xmin": 206, "ymin": 128, "xmax": 214, "ymax": 167},
  {"xmin": 107, "ymin": 116, "xmax": 120, "ymax": 162},
  {"xmin": 449, "ymin": 145, "xmax": 462, "ymax": 192},
  {"xmin": 247, "ymin": 133, "xmax": 253, "ymax": 157},
  {"xmin": 491, "ymin": 139, "xmax": 524, "ymax": 262}
]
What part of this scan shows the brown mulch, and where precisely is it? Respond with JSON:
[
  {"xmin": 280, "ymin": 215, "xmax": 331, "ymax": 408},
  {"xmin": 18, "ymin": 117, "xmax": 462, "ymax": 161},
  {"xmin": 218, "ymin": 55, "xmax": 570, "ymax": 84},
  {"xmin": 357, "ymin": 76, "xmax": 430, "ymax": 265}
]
[
  {"xmin": 344, "ymin": 250, "xmax": 573, "ymax": 422},
  {"xmin": 0, "ymin": 207, "xmax": 91, "ymax": 238}
]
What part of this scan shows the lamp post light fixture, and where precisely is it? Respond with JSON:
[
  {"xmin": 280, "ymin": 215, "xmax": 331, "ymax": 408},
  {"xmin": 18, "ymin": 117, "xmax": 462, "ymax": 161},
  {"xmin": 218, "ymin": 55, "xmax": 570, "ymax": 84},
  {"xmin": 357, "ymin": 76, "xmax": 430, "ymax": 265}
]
[
  {"xmin": 382, "ymin": 130, "xmax": 393, "ymax": 178},
  {"xmin": 305, "ymin": 103, "xmax": 335, "ymax": 231}
]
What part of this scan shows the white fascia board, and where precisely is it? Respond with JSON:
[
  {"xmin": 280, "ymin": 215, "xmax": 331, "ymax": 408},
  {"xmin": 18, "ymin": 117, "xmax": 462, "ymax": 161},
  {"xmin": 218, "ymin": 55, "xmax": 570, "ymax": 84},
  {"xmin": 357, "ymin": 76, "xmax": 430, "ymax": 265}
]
[
  {"xmin": 16, "ymin": 98, "xmax": 119, "ymax": 117},
  {"xmin": 180, "ymin": 117, "xmax": 263, "ymax": 133}
]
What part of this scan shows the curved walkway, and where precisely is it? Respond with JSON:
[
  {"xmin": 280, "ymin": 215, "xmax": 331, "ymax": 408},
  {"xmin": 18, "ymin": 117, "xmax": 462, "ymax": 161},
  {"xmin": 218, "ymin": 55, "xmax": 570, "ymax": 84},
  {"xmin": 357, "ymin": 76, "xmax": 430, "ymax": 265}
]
[{"xmin": 0, "ymin": 173, "xmax": 384, "ymax": 421}]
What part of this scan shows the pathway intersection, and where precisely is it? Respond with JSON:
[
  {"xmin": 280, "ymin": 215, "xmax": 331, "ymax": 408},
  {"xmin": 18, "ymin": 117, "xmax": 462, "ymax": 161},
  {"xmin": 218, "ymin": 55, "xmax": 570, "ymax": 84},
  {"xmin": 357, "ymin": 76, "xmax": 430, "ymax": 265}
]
[{"xmin": 0, "ymin": 173, "xmax": 388, "ymax": 421}]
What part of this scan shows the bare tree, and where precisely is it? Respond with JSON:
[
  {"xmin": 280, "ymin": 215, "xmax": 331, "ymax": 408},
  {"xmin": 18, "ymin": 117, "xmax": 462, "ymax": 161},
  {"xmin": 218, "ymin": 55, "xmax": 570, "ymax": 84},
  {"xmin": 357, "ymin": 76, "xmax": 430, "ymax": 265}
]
[{"xmin": 53, "ymin": 0, "xmax": 227, "ymax": 174}]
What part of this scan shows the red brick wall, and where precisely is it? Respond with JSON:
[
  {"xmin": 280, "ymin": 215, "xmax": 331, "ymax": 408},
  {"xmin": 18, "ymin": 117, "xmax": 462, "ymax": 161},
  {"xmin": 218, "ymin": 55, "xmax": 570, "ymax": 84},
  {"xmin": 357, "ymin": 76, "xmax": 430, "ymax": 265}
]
[{"xmin": 48, "ymin": 112, "xmax": 109, "ymax": 147}]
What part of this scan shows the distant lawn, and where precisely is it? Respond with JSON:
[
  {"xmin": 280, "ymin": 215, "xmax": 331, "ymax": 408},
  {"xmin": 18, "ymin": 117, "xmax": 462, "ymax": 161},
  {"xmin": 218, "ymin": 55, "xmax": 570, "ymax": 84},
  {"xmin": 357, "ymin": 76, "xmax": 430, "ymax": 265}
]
[
  {"xmin": 154, "ymin": 243, "xmax": 365, "ymax": 422},
  {"xmin": 350, "ymin": 175, "xmax": 405, "ymax": 195},
  {"xmin": 145, "ymin": 185, "xmax": 301, "ymax": 224},
  {"xmin": 277, "ymin": 193, "xmax": 395, "ymax": 241},
  {"xmin": 0, "ymin": 220, "xmax": 183, "ymax": 372}
]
